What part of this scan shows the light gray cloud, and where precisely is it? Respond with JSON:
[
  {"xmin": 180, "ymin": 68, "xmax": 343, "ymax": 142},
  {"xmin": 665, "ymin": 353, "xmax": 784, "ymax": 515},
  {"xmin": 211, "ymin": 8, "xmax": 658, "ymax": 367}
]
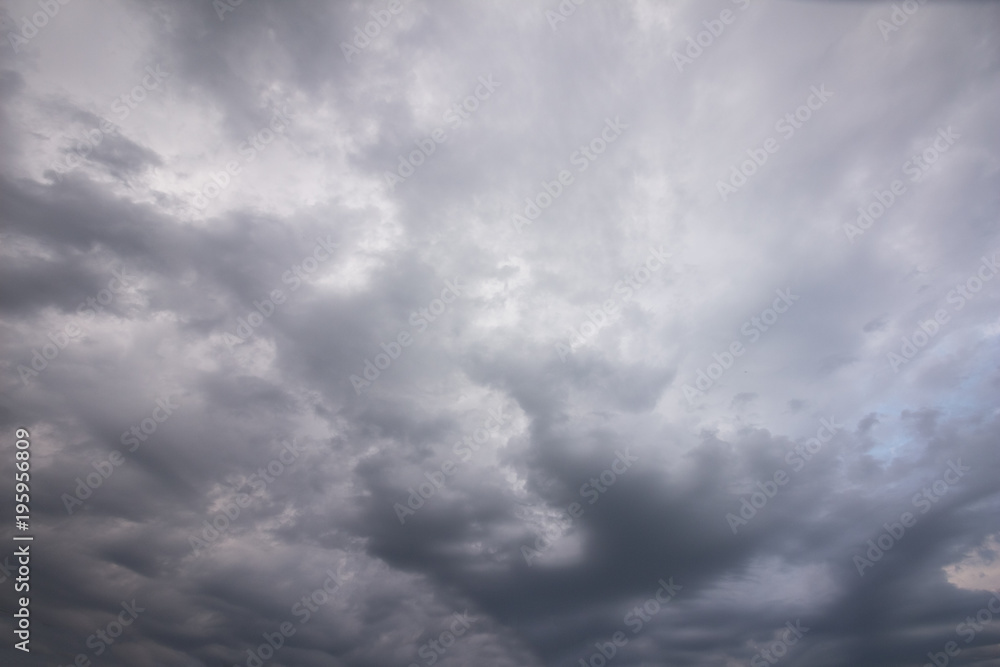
[{"xmin": 1, "ymin": 0, "xmax": 999, "ymax": 665}]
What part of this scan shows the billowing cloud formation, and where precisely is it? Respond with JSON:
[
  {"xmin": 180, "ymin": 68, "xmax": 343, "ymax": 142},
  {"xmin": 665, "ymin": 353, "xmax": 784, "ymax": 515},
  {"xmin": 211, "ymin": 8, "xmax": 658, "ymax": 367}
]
[{"xmin": 1, "ymin": 0, "xmax": 999, "ymax": 666}]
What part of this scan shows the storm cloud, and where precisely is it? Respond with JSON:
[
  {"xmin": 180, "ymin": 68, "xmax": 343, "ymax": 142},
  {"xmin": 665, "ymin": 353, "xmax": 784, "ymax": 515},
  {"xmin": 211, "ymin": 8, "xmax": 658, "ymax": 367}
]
[{"xmin": 1, "ymin": 1, "xmax": 999, "ymax": 666}]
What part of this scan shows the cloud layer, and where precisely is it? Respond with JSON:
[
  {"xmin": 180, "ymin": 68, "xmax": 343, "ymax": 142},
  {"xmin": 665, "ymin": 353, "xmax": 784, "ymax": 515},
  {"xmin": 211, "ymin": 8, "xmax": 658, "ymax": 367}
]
[{"xmin": 1, "ymin": 0, "xmax": 999, "ymax": 665}]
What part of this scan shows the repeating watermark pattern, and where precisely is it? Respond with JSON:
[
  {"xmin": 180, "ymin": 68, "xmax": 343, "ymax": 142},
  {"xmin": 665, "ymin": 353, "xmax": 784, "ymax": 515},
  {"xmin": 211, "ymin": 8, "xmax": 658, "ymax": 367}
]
[
  {"xmin": 384, "ymin": 75, "xmax": 501, "ymax": 191},
  {"xmin": 110, "ymin": 66, "xmax": 170, "ymax": 120},
  {"xmin": 520, "ymin": 449, "xmax": 638, "ymax": 566},
  {"xmin": 511, "ymin": 117, "xmax": 628, "ymax": 234},
  {"xmin": 716, "ymin": 84, "xmax": 833, "ymax": 201},
  {"xmin": 5, "ymin": 0, "xmax": 72, "ymax": 54},
  {"xmin": 55, "ymin": 600, "xmax": 145, "ymax": 667},
  {"xmin": 577, "ymin": 578, "xmax": 682, "ymax": 667},
  {"xmin": 408, "ymin": 611, "xmax": 476, "ymax": 667},
  {"xmin": 191, "ymin": 106, "xmax": 297, "ymax": 210},
  {"xmin": 671, "ymin": 0, "xmax": 751, "ymax": 73},
  {"xmin": 17, "ymin": 266, "xmax": 135, "ymax": 386},
  {"xmin": 877, "ymin": 0, "xmax": 928, "ymax": 42},
  {"xmin": 555, "ymin": 245, "xmax": 670, "ymax": 362},
  {"xmin": 61, "ymin": 395, "xmax": 182, "ymax": 514},
  {"xmin": 189, "ymin": 439, "xmax": 305, "ymax": 556},
  {"xmin": 233, "ymin": 570, "xmax": 344, "ymax": 667},
  {"xmin": 853, "ymin": 459, "xmax": 970, "ymax": 576},
  {"xmin": 843, "ymin": 126, "xmax": 960, "ymax": 243},
  {"xmin": 546, "ymin": 0, "xmax": 587, "ymax": 32},
  {"xmin": 52, "ymin": 65, "xmax": 170, "ymax": 175},
  {"xmin": 394, "ymin": 408, "xmax": 507, "ymax": 524},
  {"xmin": 749, "ymin": 620, "xmax": 810, "ymax": 667},
  {"xmin": 883, "ymin": 252, "xmax": 997, "ymax": 373},
  {"xmin": 340, "ymin": 0, "xmax": 412, "ymax": 62},
  {"xmin": 350, "ymin": 278, "xmax": 465, "ymax": 395},
  {"xmin": 920, "ymin": 590, "xmax": 1000, "ymax": 667},
  {"xmin": 726, "ymin": 417, "xmax": 843, "ymax": 534},
  {"xmin": 682, "ymin": 287, "xmax": 799, "ymax": 405},
  {"xmin": 223, "ymin": 236, "xmax": 339, "ymax": 350}
]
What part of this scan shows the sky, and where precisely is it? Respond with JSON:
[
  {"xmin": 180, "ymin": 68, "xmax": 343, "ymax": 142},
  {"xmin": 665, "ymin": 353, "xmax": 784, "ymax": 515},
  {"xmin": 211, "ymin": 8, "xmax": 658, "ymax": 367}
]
[{"xmin": 1, "ymin": 0, "xmax": 999, "ymax": 665}]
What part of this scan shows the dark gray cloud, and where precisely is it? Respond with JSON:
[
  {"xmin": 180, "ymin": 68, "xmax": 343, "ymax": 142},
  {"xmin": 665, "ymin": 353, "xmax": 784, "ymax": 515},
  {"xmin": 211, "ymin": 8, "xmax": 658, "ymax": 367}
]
[{"xmin": 1, "ymin": 0, "xmax": 999, "ymax": 666}]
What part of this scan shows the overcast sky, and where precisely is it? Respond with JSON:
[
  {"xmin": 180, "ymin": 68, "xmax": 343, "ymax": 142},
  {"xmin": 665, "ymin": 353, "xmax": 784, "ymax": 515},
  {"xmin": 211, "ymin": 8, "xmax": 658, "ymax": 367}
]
[{"xmin": 1, "ymin": 0, "xmax": 1000, "ymax": 666}]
